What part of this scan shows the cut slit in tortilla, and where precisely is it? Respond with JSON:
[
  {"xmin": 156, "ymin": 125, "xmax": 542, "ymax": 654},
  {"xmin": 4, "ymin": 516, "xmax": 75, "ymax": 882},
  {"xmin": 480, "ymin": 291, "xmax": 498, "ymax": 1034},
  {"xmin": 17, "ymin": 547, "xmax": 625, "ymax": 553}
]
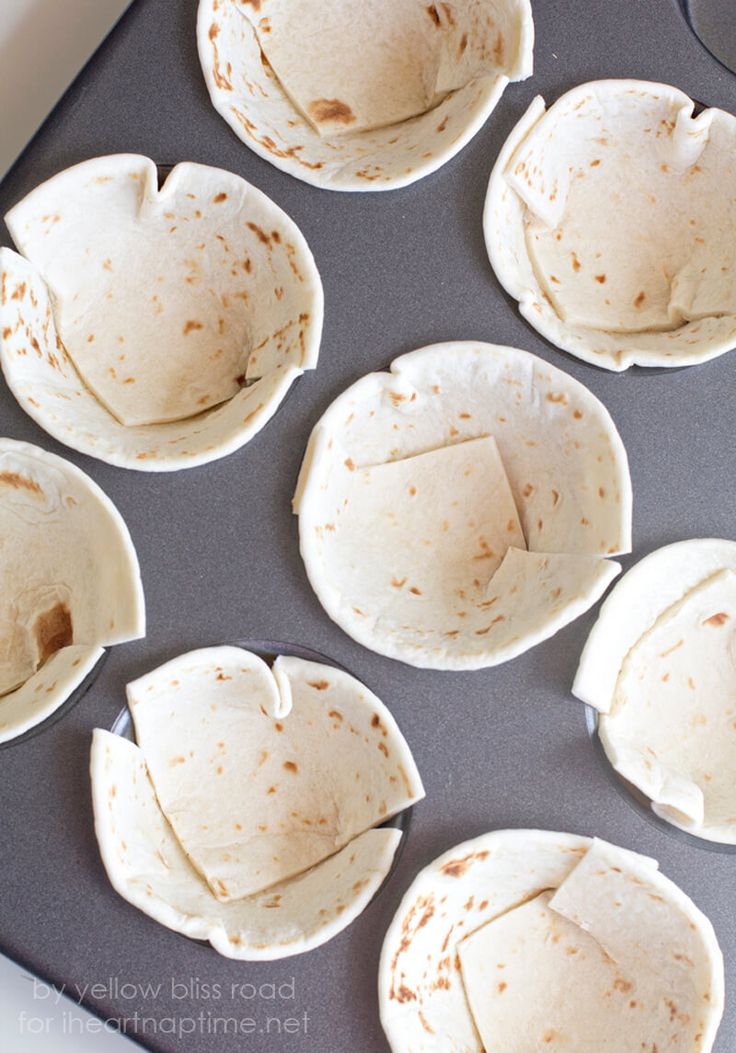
[
  {"xmin": 575, "ymin": 539, "xmax": 736, "ymax": 844},
  {"xmin": 379, "ymin": 831, "xmax": 724, "ymax": 1053},
  {"xmin": 197, "ymin": 0, "xmax": 534, "ymax": 191},
  {"xmin": 1, "ymin": 155, "xmax": 323, "ymax": 469},
  {"xmin": 485, "ymin": 80, "xmax": 736, "ymax": 369},
  {"xmin": 127, "ymin": 646, "xmax": 424, "ymax": 901},
  {"xmin": 295, "ymin": 341, "xmax": 630, "ymax": 670},
  {"xmin": 0, "ymin": 438, "xmax": 144, "ymax": 744},
  {"xmin": 91, "ymin": 729, "xmax": 403, "ymax": 961}
]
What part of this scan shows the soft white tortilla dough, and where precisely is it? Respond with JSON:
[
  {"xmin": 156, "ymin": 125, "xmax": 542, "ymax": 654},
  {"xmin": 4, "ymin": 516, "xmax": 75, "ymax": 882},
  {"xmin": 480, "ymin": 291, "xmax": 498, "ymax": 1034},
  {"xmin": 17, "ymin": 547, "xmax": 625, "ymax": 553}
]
[
  {"xmin": 197, "ymin": 0, "xmax": 534, "ymax": 191},
  {"xmin": 295, "ymin": 342, "xmax": 630, "ymax": 669},
  {"xmin": 574, "ymin": 539, "xmax": 736, "ymax": 844},
  {"xmin": 485, "ymin": 80, "xmax": 736, "ymax": 369},
  {"xmin": 91, "ymin": 730, "xmax": 403, "ymax": 961},
  {"xmin": 378, "ymin": 831, "xmax": 724, "ymax": 1053},
  {"xmin": 0, "ymin": 438, "xmax": 144, "ymax": 744},
  {"xmin": 1, "ymin": 156, "xmax": 322, "ymax": 470}
]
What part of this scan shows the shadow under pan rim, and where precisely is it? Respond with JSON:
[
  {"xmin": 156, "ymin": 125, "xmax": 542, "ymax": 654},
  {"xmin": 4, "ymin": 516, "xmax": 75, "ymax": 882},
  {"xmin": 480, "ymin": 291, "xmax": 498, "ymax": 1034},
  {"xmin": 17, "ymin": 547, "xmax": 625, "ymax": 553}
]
[{"xmin": 681, "ymin": 0, "xmax": 736, "ymax": 76}]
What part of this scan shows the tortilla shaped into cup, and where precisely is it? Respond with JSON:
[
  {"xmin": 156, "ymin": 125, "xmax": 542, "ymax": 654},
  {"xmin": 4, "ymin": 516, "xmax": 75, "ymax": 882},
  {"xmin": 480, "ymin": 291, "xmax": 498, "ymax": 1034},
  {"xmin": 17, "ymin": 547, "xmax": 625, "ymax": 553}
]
[
  {"xmin": 127, "ymin": 646, "xmax": 423, "ymax": 901},
  {"xmin": 379, "ymin": 830, "xmax": 724, "ymax": 1053},
  {"xmin": 485, "ymin": 80, "xmax": 736, "ymax": 370},
  {"xmin": 574, "ymin": 539, "xmax": 736, "ymax": 845},
  {"xmin": 91, "ymin": 729, "xmax": 403, "ymax": 960},
  {"xmin": 1, "ymin": 155, "xmax": 323, "ymax": 469},
  {"xmin": 0, "ymin": 439, "xmax": 144, "ymax": 744},
  {"xmin": 197, "ymin": 0, "xmax": 534, "ymax": 191},
  {"xmin": 294, "ymin": 341, "xmax": 630, "ymax": 670}
]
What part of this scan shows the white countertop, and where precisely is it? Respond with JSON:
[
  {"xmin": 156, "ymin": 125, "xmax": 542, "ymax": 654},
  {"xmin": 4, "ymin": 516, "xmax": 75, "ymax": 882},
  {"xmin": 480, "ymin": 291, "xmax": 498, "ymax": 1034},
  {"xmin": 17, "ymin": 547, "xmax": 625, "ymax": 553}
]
[
  {"xmin": 0, "ymin": 0, "xmax": 131, "ymax": 178},
  {"xmin": 1, "ymin": 1, "xmax": 136, "ymax": 1049}
]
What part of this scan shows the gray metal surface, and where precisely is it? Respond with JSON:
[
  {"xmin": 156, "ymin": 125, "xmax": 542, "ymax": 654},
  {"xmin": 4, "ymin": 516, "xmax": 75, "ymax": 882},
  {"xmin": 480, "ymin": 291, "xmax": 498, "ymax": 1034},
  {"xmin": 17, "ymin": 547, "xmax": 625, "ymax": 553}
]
[{"xmin": 0, "ymin": 1, "xmax": 734, "ymax": 1050}]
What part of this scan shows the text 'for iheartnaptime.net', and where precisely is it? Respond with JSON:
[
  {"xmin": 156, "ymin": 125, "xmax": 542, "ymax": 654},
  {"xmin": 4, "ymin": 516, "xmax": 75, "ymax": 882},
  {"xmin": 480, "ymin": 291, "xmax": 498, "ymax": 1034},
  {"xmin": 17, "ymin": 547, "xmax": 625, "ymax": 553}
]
[{"xmin": 17, "ymin": 975, "xmax": 310, "ymax": 1041}]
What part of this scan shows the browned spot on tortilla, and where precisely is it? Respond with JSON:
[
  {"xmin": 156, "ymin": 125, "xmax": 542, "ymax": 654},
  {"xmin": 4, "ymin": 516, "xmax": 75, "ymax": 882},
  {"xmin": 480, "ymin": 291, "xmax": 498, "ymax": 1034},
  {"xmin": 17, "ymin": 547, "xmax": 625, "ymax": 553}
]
[
  {"xmin": 598, "ymin": 486, "xmax": 606, "ymax": 498},
  {"xmin": 378, "ymin": 741, "xmax": 389, "ymax": 757},
  {"xmin": 208, "ymin": 23, "xmax": 233, "ymax": 91},
  {"xmin": 283, "ymin": 761, "xmax": 298, "ymax": 773},
  {"xmin": 436, "ymin": 116, "xmax": 448, "ymax": 133},
  {"xmin": 395, "ymin": 984, "xmax": 417, "ymax": 1004},
  {"xmin": 498, "ymin": 981, "xmax": 508, "ymax": 993},
  {"xmin": 274, "ymin": 722, "xmax": 283, "ymax": 731},
  {"xmin": 426, "ymin": 4, "xmax": 441, "ymax": 26},
  {"xmin": 573, "ymin": 408, "xmax": 584, "ymax": 419},
  {"xmin": 0, "ymin": 471, "xmax": 42, "ymax": 494},
  {"xmin": 475, "ymin": 615, "xmax": 505, "ymax": 636},
  {"xmin": 440, "ymin": 850, "xmax": 489, "ymax": 878},
  {"xmin": 493, "ymin": 31, "xmax": 505, "ymax": 64},
  {"xmin": 660, "ymin": 638, "xmax": 683, "ymax": 657},
  {"xmin": 230, "ymin": 108, "xmax": 324, "ymax": 171},
  {"xmin": 212, "ymin": 192, "xmax": 228, "ymax": 203},
  {"xmin": 169, "ymin": 755, "xmax": 186, "ymax": 767},
  {"xmin": 308, "ymin": 679, "xmax": 330, "ymax": 690},
  {"xmin": 183, "ymin": 320, "xmax": 204, "ymax": 335},
  {"xmin": 594, "ymin": 274, "xmax": 606, "ymax": 283},
  {"xmin": 634, "ymin": 291, "xmax": 646, "ymax": 308},
  {"xmin": 247, "ymin": 221, "xmax": 271, "ymax": 245},
  {"xmin": 546, "ymin": 392, "xmax": 567, "ymax": 405},
  {"xmin": 551, "ymin": 489, "xmax": 560, "ymax": 505},
  {"xmin": 458, "ymin": 31, "xmax": 468, "ymax": 55},
  {"xmin": 34, "ymin": 603, "xmax": 73, "ymax": 665},
  {"xmin": 703, "ymin": 612, "xmax": 729, "ymax": 627},
  {"xmin": 418, "ymin": 1011, "xmax": 435, "ymax": 1035},
  {"xmin": 328, "ymin": 709, "xmax": 342, "ymax": 721},
  {"xmin": 409, "ymin": 586, "xmax": 422, "ymax": 595},
  {"xmin": 391, "ymin": 576, "xmax": 407, "ymax": 589},
  {"xmin": 308, "ymin": 98, "xmax": 356, "ymax": 126},
  {"xmin": 344, "ymin": 457, "xmax": 355, "ymax": 471},
  {"xmin": 571, "ymin": 252, "xmax": 581, "ymax": 272}
]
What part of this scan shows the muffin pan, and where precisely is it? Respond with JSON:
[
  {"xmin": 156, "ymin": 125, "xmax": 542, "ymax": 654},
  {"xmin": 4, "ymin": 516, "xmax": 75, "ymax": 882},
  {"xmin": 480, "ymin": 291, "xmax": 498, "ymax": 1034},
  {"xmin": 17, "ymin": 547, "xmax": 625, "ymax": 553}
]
[{"xmin": 0, "ymin": 0, "xmax": 735, "ymax": 1051}]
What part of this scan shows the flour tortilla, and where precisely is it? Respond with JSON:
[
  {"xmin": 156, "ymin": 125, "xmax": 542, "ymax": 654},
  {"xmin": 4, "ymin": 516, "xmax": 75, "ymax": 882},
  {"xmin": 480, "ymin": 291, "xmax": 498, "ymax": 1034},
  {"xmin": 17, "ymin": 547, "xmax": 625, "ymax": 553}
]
[
  {"xmin": 128, "ymin": 647, "xmax": 423, "ymax": 900},
  {"xmin": 575, "ymin": 539, "xmax": 736, "ymax": 844},
  {"xmin": 459, "ymin": 891, "xmax": 656, "ymax": 1052},
  {"xmin": 1, "ymin": 155, "xmax": 322, "ymax": 469},
  {"xmin": 197, "ymin": 0, "xmax": 533, "ymax": 191},
  {"xmin": 91, "ymin": 729, "xmax": 401, "ymax": 960},
  {"xmin": 295, "ymin": 342, "xmax": 629, "ymax": 669},
  {"xmin": 242, "ymin": 1, "xmax": 445, "ymax": 137},
  {"xmin": 379, "ymin": 831, "xmax": 724, "ymax": 1053},
  {"xmin": 485, "ymin": 81, "xmax": 736, "ymax": 369},
  {"xmin": 0, "ymin": 439, "xmax": 144, "ymax": 744},
  {"xmin": 460, "ymin": 840, "xmax": 723, "ymax": 1053}
]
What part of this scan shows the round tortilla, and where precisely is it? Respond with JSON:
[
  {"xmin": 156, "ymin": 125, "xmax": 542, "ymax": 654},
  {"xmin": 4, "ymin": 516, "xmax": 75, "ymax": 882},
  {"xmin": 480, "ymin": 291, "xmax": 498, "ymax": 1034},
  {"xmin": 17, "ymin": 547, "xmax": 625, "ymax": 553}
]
[
  {"xmin": 0, "ymin": 438, "xmax": 144, "ymax": 744},
  {"xmin": 574, "ymin": 539, "xmax": 736, "ymax": 844},
  {"xmin": 127, "ymin": 646, "xmax": 424, "ymax": 901},
  {"xmin": 91, "ymin": 729, "xmax": 403, "ymax": 960},
  {"xmin": 379, "ymin": 830, "xmax": 724, "ymax": 1053},
  {"xmin": 294, "ymin": 341, "xmax": 630, "ymax": 669},
  {"xmin": 197, "ymin": 0, "xmax": 534, "ymax": 191},
  {"xmin": 1, "ymin": 155, "xmax": 323, "ymax": 469},
  {"xmin": 485, "ymin": 80, "xmax": 736, "ymax": 370}
]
